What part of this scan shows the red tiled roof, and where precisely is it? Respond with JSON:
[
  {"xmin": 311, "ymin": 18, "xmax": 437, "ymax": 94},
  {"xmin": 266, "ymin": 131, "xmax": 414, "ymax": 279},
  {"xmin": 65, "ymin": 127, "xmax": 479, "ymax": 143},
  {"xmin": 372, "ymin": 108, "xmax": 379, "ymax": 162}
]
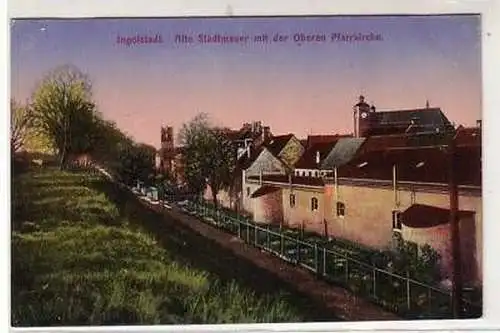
[
  {"xmin": 402, "ymin": 204, "xmax": 475, "ymax": 228},
  {"xmin": 455, "ymin": 126, "xmax": 481, "ymax": 147},
  {"xmin": 337, "ymin": 145, "xmax": 481, "ymax": 186},
  {"xmin": 247, "ymin": 174, "xmax": 325, "ymax": 187},
  {"xmin": 306, "ymin": 134, "xmax": 352, "ymax": 149},
  {"xmin": 356, "ymin": 134, "xmax": 409, "ymax": 154},
  {"xmin": 295, "ymin": 141, "xmax": 338, "ymax": 169}
]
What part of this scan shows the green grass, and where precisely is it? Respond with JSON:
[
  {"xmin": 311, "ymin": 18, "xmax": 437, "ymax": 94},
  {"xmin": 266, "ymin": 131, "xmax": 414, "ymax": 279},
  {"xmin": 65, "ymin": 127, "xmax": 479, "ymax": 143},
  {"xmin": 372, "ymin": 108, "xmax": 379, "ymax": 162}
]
[{"xmin": 11, "ymin": 167, "xmax": 303, "ymax": 326}]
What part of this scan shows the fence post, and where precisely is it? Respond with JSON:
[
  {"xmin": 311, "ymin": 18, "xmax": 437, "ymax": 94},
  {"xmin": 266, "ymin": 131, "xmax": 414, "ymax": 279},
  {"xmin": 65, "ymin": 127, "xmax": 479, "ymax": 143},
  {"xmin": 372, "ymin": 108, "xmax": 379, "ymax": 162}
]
[
  {"xmin": 314, "ymin": 243, "xmax": 319, "ymax": 273},
  {"xmin": 406, "ymin": 270, "xmax": 411, "ymax": 311},
  {"xmin": 246, "ymin": 222, "xmax": 250, "ymax": 242},
  {"xmin": 296, "ymin": 238, "xmax": 300, "ymax": 264},
  {"xmin": 373, "ymin": 269, "xmax": 377, "ymax": 299},
  {"xmin": 254, "ymin": 225, "xmax": 258, "ymax": 246},
  {"xmin": 322, "ymin": 247, "xmax": 326, "ymax": 276},
  {"xmin": 266, "ymin": 225, "xmax": 270, "ymax": 249},
  {"xmin": 428, "ymin": 287, "xmax": 432, "ymax": 313},
  {"xmin": 280, "ymin": 233, "xmax": 284, "ymax": 256},
  {"xmin": 238, "ymin": 219, "xmax": 241, "ymax": 239},
  {"xmin": 345, "ymin": 258, "xmax": 349, "ymax": 284}
]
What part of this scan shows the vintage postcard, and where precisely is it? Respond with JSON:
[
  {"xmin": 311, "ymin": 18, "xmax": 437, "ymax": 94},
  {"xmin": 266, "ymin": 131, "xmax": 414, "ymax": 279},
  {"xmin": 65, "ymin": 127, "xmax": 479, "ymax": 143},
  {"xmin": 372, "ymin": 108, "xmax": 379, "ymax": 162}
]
[{"xmin": 10, "ymin": 14, "xmax": 483, "ymax": 327}]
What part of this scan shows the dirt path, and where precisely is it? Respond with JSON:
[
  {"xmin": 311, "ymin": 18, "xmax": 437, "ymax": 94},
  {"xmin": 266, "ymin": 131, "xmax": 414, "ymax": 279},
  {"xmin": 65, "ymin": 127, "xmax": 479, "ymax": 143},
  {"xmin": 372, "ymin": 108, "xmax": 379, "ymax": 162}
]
[
  {"xmin": 99, "ymin": 177, "xmax": 399, "ymax": 322},
  {"xmin": 149, "ymin": 201, "xmax": 398, "ymax": 321}
]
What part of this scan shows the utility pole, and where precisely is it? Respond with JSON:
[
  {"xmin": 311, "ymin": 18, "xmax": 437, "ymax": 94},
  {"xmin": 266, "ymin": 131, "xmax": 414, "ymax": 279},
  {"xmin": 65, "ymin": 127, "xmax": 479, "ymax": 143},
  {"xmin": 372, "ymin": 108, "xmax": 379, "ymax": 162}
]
[{"xmin": 447, "ymin": 133, "xmax": 463, "ymax": 318}]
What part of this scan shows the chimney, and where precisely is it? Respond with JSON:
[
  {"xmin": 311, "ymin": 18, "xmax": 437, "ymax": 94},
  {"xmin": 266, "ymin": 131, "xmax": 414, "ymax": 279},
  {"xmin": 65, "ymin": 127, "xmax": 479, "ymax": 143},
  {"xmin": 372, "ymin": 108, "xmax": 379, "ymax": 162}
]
[
  {"xmin": 316, "ymin": 151, "xmax": 320, "ymax": 164},
  {"xmin": 262, "ymin": 126, "xmax": 271, "ymax": 142},
  {"xmin": 370, "ymin": 104, "xmax": 376, "ymax": 112}
]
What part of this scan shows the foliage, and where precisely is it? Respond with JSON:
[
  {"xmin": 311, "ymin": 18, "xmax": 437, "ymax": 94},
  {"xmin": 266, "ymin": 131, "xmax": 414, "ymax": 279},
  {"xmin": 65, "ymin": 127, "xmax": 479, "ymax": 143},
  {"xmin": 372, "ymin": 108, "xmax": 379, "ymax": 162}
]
[
  {"xmin": 11, "ymin": 168, "xmax": 302, "ymax": 326},
  {"xmin": 178, "ymin": 113, "xmax": 237, "ymax": 205},
  {"xmin": 10, "ymin": 99, "xmax": 34, "ymax": 153},
  {"xmin": 30, "ymin": 65, "xmax": 99, "ymax": 168},
  {"xmin": 391, "ymin": 233, "xmax": 441, "ymax": 283},
  {"xmin": 114, "ymin": 143, "xmax": 157, "ymax": 186}
]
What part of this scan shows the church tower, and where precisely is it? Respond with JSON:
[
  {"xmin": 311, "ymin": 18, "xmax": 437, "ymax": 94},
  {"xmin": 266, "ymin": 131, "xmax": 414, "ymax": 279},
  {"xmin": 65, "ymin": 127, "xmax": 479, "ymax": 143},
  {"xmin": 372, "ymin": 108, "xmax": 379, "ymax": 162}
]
[
  {"xmin": 160, "ymin": 126, "xmax": 175, "ymax": 174},
  {"xmin": 354, "ymin": 95, "xmax": 371, "ymax": 137}
]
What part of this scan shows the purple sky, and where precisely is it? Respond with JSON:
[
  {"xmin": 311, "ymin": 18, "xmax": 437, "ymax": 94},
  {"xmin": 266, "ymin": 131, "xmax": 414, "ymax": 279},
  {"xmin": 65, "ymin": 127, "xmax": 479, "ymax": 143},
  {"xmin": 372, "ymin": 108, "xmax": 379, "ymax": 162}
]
[{"xmin": 11, "ymin": 15, "xmax": 481, "ymax": 148}]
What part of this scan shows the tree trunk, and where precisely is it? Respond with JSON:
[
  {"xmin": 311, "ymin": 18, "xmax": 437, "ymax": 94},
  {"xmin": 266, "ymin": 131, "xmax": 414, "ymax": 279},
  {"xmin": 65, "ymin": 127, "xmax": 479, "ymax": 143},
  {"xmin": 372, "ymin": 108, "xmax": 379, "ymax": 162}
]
[
  {"xmin": 212, "ymin": 189, "xmax": 218, "ymax": 209},
  {"xmin": 59, "ymin": 149, "xmax": 67, "ymax": 170}
]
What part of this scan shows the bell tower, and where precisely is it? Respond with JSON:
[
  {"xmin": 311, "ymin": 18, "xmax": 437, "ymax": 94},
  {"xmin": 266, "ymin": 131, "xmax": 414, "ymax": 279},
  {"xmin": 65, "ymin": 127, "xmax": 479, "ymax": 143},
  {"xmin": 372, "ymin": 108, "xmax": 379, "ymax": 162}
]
[
  {"xmin": 160, "ymin": 126, "xmax": 175, "ymax": 174},
  {"xmin": 354, "ymin": 95, "xmax": 371, "ymax": 137}
]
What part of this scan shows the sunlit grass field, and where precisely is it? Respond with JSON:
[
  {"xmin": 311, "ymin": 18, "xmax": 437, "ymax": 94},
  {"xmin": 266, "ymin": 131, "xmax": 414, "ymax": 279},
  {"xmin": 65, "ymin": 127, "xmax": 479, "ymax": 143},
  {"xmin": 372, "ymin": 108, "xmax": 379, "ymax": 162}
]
[{"xmin": 11, "ymin": 167, "xmax": 302, "ymax": 326}]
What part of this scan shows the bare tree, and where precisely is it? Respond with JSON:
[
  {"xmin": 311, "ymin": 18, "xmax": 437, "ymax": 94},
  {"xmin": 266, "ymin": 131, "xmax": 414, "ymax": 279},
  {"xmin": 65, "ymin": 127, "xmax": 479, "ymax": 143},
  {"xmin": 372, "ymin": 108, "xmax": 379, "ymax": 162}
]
[{"xmin": 10, "ymin": 99, "xmax": 33, "ymax": 154}]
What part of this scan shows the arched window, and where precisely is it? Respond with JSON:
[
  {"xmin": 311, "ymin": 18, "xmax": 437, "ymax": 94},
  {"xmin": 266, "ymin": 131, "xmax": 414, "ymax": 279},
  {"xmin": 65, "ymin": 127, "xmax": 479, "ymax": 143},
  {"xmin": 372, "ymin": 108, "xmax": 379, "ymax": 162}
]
[
  {"xmin": 289, "ymin": 194, "xmax": 296, "ymax": 208},
  {"xmin": 311, "ymin": 197, "xmax": 319, "ymax": 211}
]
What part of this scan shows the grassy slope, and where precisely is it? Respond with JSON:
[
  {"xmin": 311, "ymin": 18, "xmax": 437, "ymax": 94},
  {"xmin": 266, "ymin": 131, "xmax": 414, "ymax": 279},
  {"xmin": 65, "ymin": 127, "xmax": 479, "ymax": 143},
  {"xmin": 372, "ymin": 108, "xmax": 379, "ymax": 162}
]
[{"xmin": 11, "ymin": 168, "xmax": 302, "ymax": 326}]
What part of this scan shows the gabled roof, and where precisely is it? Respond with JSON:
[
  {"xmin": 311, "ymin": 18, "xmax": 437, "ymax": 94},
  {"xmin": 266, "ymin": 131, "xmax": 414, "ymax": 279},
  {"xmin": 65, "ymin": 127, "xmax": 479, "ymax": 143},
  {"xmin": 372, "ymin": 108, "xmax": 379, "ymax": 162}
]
[
  {"xmin": 236, "ymin": 145, "xmax": 264, "ymax": 171},
  {"xmin": 337, "ymin": 145, "xmax": 481, "ymax": 186},
  {"xmin": 362, "ymin": 108, "xmax": 454, "ymax": 136},
  {"xmin": 295, "ymin": 141, "xmax": 339, "ymax": 169},
  {"xmin": 265, "ymin": 134, "xmax": 294, "ymax": 157},
  {"xmin": 321, "ymin": 138, "xmax": 366, "ymax": 169}
]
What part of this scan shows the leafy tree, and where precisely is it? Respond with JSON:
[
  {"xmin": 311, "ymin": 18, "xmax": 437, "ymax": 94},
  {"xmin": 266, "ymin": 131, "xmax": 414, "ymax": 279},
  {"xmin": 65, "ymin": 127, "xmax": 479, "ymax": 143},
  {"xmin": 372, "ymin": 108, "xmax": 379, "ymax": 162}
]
[
  {"xmin": 10, "ymin": 99, "xmax": 33, "ymax": 154},
  {"xmin": 179, "ymin": 113, "xmax": 236, "ymax": 207},
  {"xmin": 115, "ymin": 143, "xmax": 156, "ymax": 186},
  {"xmin": 30, "ymin": 64, "xmax": 97, "ymax": 169}
]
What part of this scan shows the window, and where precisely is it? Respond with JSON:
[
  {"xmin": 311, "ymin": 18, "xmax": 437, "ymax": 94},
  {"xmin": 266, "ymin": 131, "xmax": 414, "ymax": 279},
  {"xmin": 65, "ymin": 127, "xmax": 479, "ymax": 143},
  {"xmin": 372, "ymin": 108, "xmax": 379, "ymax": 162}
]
[
  {"xmin": 289, "ymin": 194, "xmax": 296, "ymax": 208},
  {"xmin": 315, "ymin": 171, "xmax": 319, "ymax": 177},
  {"xmin": 336, "ymin": 202, "xmax": 345, "ymax": 217},
  {"xmin": 392, "ymin": 210, "xmax": 402, "ymax": 231},
  {"xmin": 246, "ymin": 187, "xmax": 251, "ymax": 197},
  {"xmin": 311, "ymin": 197, "xmax": 319, "ymax": 211},
  {"xmin": 308, "ymin": 171, "xmax": 312, "ymax": 177}
]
